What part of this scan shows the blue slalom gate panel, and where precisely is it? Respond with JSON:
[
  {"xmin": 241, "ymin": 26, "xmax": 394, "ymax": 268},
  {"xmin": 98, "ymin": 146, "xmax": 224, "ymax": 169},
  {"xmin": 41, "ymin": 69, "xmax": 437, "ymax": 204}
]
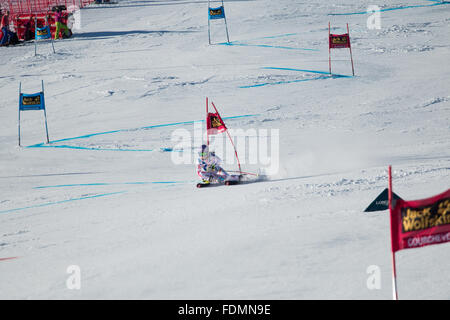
[
  {"xmin": 18, "ymin": 81, "xmax": 50, "ymax": 146},
  {"xmin": 35, "ymin": 26, "xmax": 51, "ymax": 40},
  {"xmin": 208, "ymin": 1, "xmax": 230, "ymax": 44},
  {"xmin": 19, "ymin": 92, "xmax": 45, "ymax": 111},
  {"xmin": 34, "ymin": 19, "xmax": 56, "ymax": 56},
  {"xmin": 209, "ymin": 6, "xmax": 226, "ymax": 19}
]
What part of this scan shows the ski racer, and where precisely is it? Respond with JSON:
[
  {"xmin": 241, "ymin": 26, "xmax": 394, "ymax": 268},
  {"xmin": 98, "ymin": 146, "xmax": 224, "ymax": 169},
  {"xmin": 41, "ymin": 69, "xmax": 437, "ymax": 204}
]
[
  {"xmin": 197, "ymin": 144, "xmax": 229, "ymax": 183},
  {"xmin": 197, "ymin": 143, "xmax": 245, "ymax": 185}
]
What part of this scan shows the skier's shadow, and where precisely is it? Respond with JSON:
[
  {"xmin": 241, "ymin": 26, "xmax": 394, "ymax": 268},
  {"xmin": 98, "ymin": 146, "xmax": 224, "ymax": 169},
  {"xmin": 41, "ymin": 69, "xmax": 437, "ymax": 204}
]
[
  {"xmin": 263, "ymin": 174, "xmax": 326, "ymax": 183},
  {"xmin": 234, "ymin": 174, "xmax": 313, "ymax": 186},
  {"xmin": 246, "ymin": 172, "xmax": 340, "ymax": 185}
]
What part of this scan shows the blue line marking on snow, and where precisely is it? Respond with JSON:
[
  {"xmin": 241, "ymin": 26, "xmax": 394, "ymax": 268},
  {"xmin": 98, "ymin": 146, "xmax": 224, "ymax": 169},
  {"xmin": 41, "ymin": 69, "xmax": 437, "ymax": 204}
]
[
  {"xmin": 240, "ymin": 75, "xmax": 331, "ymax": 88},
  {"xmin": 28, "ymin": 144, "xmax": 155, "ymax": 152},
  {"xmin": 229, "ymin": 33, "xmax": 300, "ymax": 42},
  {"xmin": 329, "ymin": 1, "xmax": 449, "ymax": 16},
  {"xmin": 34, "ymin": 181, "xmax": 192, "ymax": 189},
  {"xmin": 0, "ymin": 191, "xmax": 126, "ymax": 215},
  {"xmin": 27, "ymin": 130, "xmax": 122, "ymax": 146},
  {"xmin": 25, "ymin": 114, "xmax": 259, "ymax": 151},
  {"xmin": 257, "ymin": 33, "xmax": 299, "ymax": 40},
  {"xmin": 159, "ymin": 148, "xmax": 185, "ymax": 152},
  {"xmin": 240, "ymin": 67, "xmax": 353, "ymax": 88},
  {"xmin": 215, "ymin": 32, "xmax": 319, "ymax": 51},
  {"xmin": 136, "ymin": 114, "xmax": 257, "ymax": 130},
  {"xmin": 217, "ymin": 41, "xmax": 319, "ymax": 52},
  {"xmin": 262, "ymin": 67, "xmax": 353, "ymax": 78}
]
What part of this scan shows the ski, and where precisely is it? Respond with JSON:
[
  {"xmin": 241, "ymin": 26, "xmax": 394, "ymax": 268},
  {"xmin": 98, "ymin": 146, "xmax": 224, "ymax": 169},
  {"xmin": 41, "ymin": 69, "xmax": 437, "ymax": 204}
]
[
  {"xmin": 225, "ymin": 180, "xmax": 239, "ymax": 185},
  {"xmin": 196, "ymin": 182, "xmax": 212, "ymax": 188},
  {"xmin": 197, "ymin": 179, "xmax": 241, "ymax": 188}
]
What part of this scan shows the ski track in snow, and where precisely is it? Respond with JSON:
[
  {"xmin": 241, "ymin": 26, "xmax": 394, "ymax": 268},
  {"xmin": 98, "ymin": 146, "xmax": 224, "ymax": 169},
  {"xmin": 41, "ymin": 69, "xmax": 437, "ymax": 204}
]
[{"xmin": 0, "ymin": 0, "xmax": 449, "ymax": 299}]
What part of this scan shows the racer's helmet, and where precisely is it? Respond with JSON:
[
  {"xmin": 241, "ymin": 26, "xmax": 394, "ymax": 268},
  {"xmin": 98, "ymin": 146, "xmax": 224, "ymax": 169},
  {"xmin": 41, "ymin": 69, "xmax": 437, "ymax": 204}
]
[{"xmin": 199, "ymin": 144, "xmax": 209, "ymax": 158}]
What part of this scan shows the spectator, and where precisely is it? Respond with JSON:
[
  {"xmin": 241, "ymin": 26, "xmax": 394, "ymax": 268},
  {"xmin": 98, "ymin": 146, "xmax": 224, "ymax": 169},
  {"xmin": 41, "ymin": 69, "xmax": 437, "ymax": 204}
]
[
  {"xmin": 54, "ymin": 8, "xmax": 71, "ymax": 40},
  {"xmin": 0, "ymin": 9, "xmax": 2, "ymax": 43},
  {"xmin": 23, "ymin": 18, "xmax": 33, "ymax": 41},
  {"xmin": 0, "ymin": 10, "xmax": 10, "ymax": 46}
]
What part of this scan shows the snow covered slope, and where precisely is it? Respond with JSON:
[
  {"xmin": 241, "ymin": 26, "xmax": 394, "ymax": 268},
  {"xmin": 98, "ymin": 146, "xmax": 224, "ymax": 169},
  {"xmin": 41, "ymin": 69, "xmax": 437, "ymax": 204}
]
[{"xmin": 0, "ymin": 0, "xmax": 449, "ymax": 299}]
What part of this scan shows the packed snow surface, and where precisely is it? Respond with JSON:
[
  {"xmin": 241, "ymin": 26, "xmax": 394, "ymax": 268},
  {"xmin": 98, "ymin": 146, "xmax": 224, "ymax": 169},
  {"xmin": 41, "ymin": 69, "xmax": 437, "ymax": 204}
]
[{"xmin": 0, "ymin": 0, "xmax": 449, "ymax": 299}]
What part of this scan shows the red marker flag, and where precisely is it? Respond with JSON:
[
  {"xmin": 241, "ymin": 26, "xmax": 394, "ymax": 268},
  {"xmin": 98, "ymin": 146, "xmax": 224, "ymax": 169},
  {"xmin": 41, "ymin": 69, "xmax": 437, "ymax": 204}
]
[
  {"xmin": 205, "ymin": 97, "xmax": 241, "ymax": 173},
  {"xmin": 390, "ymin": 189, "xmax": 450, "ymax": 253},
  {"xmin": 206, "ymin": 112, "xmax": 227, "ymax": 135}
]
